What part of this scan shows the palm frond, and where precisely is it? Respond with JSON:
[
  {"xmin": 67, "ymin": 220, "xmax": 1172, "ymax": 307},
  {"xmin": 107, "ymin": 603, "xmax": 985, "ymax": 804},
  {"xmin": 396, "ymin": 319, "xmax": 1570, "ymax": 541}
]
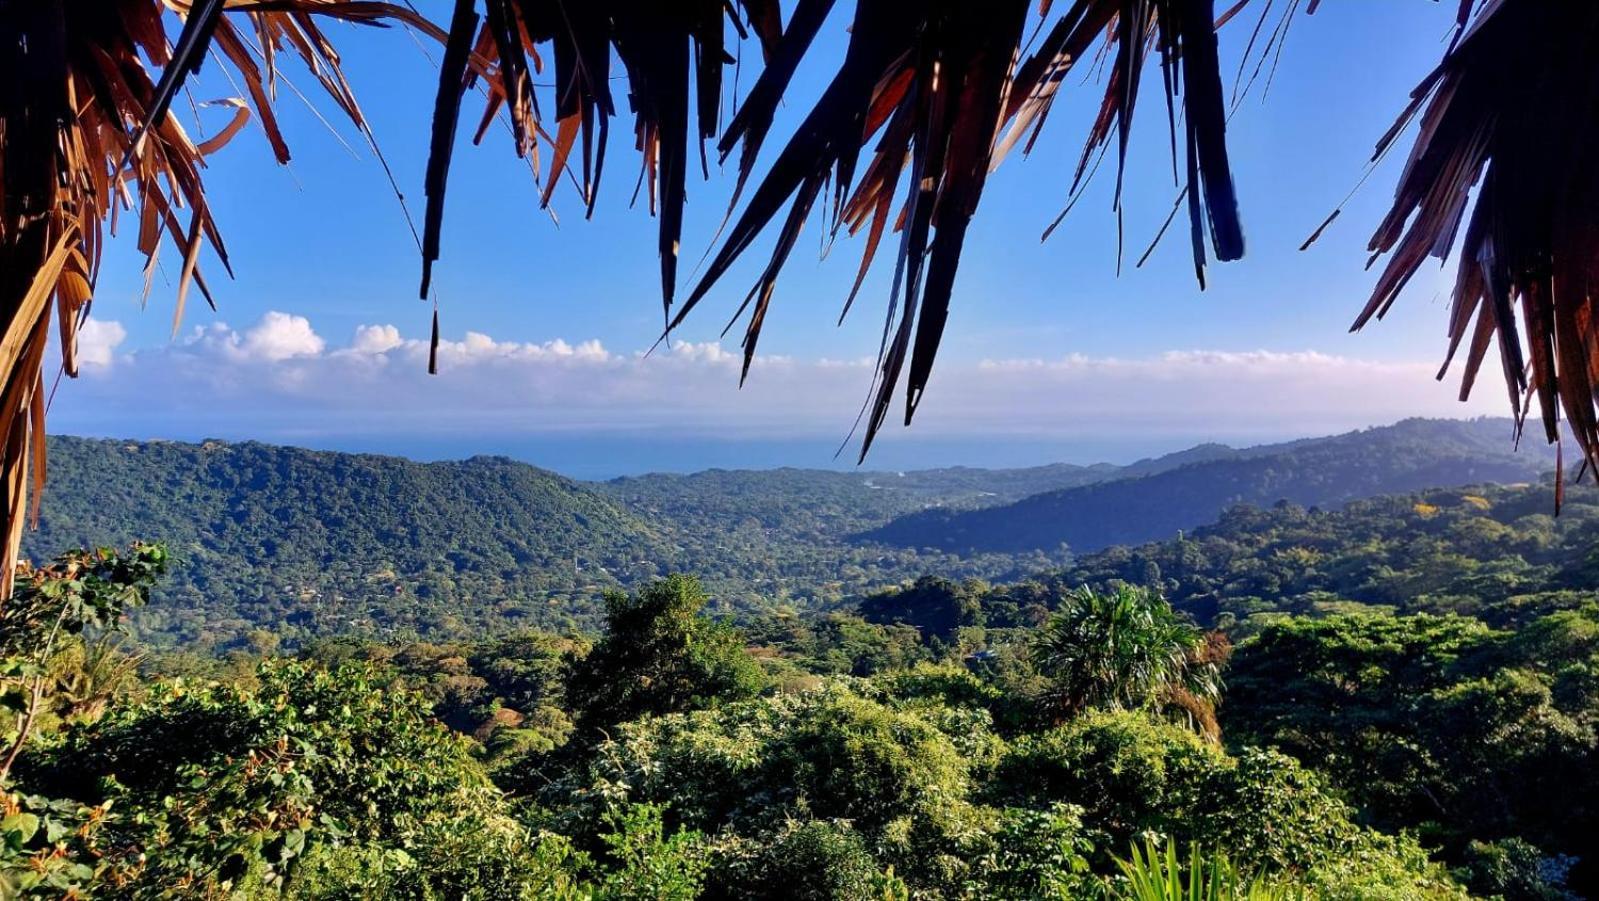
[
  {"xmin": 1269, "ymin": 1, "xmax": 1599, "ymax": 498},
  {"xmin": 668, "ymin": 0, "xmax": 1243, "ymax": 459},
  {"xmin": 418, "ymin": 0, "xmax": 784, "ymax": 317},
  {"xmin": 1351, "ymin": 1, "xmax": 1599, "ymax": 494},
  {"xmin": 0, "ymin": 0, "xmax": 437, "ymax": 595}
]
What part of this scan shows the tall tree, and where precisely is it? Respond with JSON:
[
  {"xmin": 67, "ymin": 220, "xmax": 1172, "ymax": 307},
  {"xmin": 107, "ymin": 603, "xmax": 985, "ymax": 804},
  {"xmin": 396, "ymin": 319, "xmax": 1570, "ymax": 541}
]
[{"xmin": 566, "ymin": 574, "xmax": 765, "ymax": 730}]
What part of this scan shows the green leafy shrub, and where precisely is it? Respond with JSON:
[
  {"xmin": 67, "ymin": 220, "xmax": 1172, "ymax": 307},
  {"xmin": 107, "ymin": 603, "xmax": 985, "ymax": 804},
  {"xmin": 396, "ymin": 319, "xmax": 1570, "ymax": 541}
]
[
  {"xmin": 770, "ymin": 690, "xmax": 971, "ymax": 831},
  {"xmin": 1457, "ymin": 838, "xmax": 1579, "ymax": 901},
  {"xmin": 963, "ymin": 804, "xmax": 1093, "ymax": 899},
  {"xmin": 31, "ymin": 660, "xmax": 516, "ymax": 894},
  {"xmin": 596, "ymin": 803, "xmax": 709, "ymax": 901},
  {"xmin": 0, "ymin": 791, "xmax": 107, "ymax": 898},
  {"xmin": 287, "ymin": 820, "xmax": 591, "ymax": 900},
  {"xmin": 712, "ymin": 818, "xmax": 886, "ymax": 901},
  {"xmin": 1225, "ymin": 610, "xmax": 1598, "ymax": 872},
  {"xmin": 995, "ymin": 710, "xmax": 1460, "ymax": 895}
]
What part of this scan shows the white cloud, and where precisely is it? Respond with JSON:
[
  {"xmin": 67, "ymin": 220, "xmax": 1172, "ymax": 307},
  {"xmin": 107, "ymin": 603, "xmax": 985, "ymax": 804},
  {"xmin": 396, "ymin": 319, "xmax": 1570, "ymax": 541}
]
[
  {"xmin": 426, "ymin": 332, "xmax": 613, "ymax": 368},
  {"xmin": 348, "ymin": 324, "xmax": 403, "ymax": 355},
  {"xmin": 237, "ymin": 311, "xmax": 324, "ymax": 361},
  {"xmin": 48, "ymin": 311, "xmax": 1514, "ymax": 455},
  {"xmin": 662, "ymin": 340, "xmax": 739, "ymax": 365},
  {"xmin": 75, "ymin": 318, "xmax": 126, "ymax": 368}
]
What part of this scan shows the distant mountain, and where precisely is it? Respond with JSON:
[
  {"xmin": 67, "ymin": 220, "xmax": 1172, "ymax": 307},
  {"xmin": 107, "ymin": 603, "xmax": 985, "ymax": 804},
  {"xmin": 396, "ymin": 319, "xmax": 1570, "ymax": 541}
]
[
  {"xmin": 597, "ymin": 461, "xmax": 1123, "ymax": 539},
  {"xmin": 860, "ymin": 419, "xmax": 1557, "ymax": 554},
  {"xmin": 597, "ymin": 445, "xmax": 1234, "ymax": 534},
  {"xmin": 858, "ymin": 462, "xmax": 1125, "ymax": 500},
  {"xmin": 1117, "ymin": 442, "xmax": 1240, "ymax": 478}
]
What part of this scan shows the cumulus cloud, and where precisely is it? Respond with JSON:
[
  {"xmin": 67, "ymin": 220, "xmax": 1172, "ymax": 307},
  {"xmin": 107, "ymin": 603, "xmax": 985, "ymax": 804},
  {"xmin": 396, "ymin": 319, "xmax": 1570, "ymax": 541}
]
[
  {"xmin": 428, "ymin": 332, "xmax": 612, "ymax": 367},
  {"xmin": 238, "ymin": 311, "xmax": 325, "ymax": 361},
  {"xmin": 52, "ymin": 311, "xmax": 1511, "ymax": 458},
  {"xmin": 75, "ymin": 318, "xmax": 126, "ymax": 368},
  {"xmin": 348, "ymin": 324, "xmax": 403, "ymax": 355},
  {"xmin": 662, "ymin": 341, "xmax": 739, "ymax": 365}
]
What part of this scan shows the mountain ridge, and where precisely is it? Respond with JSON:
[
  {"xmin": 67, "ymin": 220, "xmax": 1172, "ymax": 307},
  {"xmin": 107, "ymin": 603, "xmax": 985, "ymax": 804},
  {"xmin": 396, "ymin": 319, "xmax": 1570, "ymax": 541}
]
[{"xmin": 860, "ymin": 418, "xmax": 1556, "ymax": 554}]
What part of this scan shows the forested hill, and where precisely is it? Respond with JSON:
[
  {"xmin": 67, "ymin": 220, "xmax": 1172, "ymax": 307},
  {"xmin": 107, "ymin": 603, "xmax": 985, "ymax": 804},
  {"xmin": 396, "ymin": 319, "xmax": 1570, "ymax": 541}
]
[
  {"xmin": 862, "ymin": 418, "xmax": 1558, "ymax": 554},
  {"xmin": 592, "ymin": 462, "xmax": 1124, "ymax": 548},
  {"xmin": 1053, "ymin": 479, "xmax": 1599, "ymax": 628},
  {"xmin": 27, "ymin": 438, "xmax": 677, "ymax": 644},
  {"xmin": 22, "ymin": 433, "xmax": 1241, "ymax": 648}
]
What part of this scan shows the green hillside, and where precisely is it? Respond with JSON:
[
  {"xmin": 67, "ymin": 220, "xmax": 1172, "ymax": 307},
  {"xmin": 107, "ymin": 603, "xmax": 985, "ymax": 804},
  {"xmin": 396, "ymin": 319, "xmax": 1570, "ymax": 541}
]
[
  {"xmin": 1055, "ymin": 478, "xmax": 1599, "ymax": 628},
  {"xmin": 27, "ymin": 439, "xmax": 670, "ymax": 645},
  {"xmin": 24, "ymin": 419, "xmax": 1554, "ymax": 650}
]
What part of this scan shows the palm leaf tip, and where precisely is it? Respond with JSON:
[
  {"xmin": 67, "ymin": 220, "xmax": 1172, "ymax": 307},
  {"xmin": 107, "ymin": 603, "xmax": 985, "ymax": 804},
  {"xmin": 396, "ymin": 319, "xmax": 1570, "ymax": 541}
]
[
  {"xmin": 420, "ymin": 0, "xmax": 755, "ymax": 318},
  {"xmin": 1360, "ymin": 1, "xmax": 1599, "ymax": 474}
]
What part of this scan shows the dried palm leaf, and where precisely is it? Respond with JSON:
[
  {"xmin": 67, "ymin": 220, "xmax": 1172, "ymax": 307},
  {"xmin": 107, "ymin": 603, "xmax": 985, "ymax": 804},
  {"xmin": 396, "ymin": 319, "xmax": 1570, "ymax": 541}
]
[
  {"xmin": 1300, "ymin": 1, "xmax": 1599, "ymax": 500},
  {"xmin": 417, "ymin": 0, "xmax": 784, "ymax": 320},
  {"xmin": 0, "ymin": 0, "xmax": 445, "ymax": 596},
  {"xmin": 668, "ymin": 0, "xmax": 1244, "ymax": 459}
]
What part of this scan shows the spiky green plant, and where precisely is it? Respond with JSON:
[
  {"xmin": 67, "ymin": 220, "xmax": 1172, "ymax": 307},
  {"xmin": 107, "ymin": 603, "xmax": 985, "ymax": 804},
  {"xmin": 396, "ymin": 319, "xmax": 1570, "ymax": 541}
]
[
  {"xmin": 1030, "ymin": 586, "xmax": 1222, "ymax": 727},
  {"xmin": 1116, "ymin": 838, "xmax": 1299, "ymax": 901}
]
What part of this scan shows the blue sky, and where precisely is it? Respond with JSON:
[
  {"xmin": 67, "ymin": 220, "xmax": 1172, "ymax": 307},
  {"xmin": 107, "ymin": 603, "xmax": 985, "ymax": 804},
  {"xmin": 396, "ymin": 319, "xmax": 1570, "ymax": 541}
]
[{"xmin": 53, "ymin": 2, "xmax": 1510, "ymax": 476}]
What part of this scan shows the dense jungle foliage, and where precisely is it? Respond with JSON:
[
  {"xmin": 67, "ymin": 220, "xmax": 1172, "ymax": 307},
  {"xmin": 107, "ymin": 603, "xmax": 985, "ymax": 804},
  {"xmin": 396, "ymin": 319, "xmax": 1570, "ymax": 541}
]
[
  {"xmin": 26, "ymin": 438, "xmax": 1069, "ymax": 649},
  {"xmin": 4, "ymin": 542, "xmax": 1594, "ymax": 898},
  {"xmin": 8, "ymin": 419, "xmax": 1589, "ymax": 897}
]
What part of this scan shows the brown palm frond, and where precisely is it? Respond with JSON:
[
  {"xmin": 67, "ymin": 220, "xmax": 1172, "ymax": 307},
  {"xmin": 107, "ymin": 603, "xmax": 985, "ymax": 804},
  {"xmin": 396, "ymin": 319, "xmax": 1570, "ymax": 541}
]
[
  {"xmin": 1343, "ymin": 1, "xmax": 1599, "ymax": 489},
  {"xmin": 668, "ymin": 0, "xmax": 1242, "ymax": 459},
  {"xmin": 415, "ymin": 2, "xmax": 1243, "ymax": 459},
  {"xmin": 0, "ymin": 0, "xmax": 443, "ymax": 596},
  {"xmin": 1002, "ymin": 0, "xmax": 1244, "ymax": 283}
]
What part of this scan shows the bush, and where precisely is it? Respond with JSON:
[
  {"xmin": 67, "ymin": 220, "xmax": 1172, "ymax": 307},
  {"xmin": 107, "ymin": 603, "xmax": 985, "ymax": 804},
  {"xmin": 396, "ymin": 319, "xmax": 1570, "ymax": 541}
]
[
  {"xmin": 31, "ymin": 661, "xmax": 516, "ymax": 894},
  {"xmin": 770, "ymin": 691, "xmax": 971, "ymax": 831},
  {"xmin": 994, "ymin": 710, "xmax": 1461, "ymax": 895},
  {"xmin": 1457, "ymin": 838, "xmax": 1580, "ymax": 901},
  {"xmin": 964, "ymin": 804, "xmax": 1093, "ymax": 899},
  {"xmin": 567, "ymin": 576, "xmax": 766, "ymax": 731},
  {"xmin": 287, "ymin": 820, "xmax": 590, "ymax": 900},
  {"xmin": 596, "ymin": 803, "xmax": 710, "ymax": 901},
  {"xmin": 997, "ymin": 710, "xmax": 1220, "ymax": 847},
  {"xmin": 715, "ymin": 818, "xmax": 887, "ymax": 901}
]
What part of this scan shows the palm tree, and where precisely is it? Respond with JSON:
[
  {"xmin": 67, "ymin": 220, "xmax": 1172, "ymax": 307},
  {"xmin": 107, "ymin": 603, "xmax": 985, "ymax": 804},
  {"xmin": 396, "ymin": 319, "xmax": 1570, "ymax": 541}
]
[
  {"xmin": 1030, "ymin": 585, "xmax": 1223, "ymax": 729},
  {"xmin": 3, "ymin": 0, "xmax": 1595, "ymax": 596}
]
